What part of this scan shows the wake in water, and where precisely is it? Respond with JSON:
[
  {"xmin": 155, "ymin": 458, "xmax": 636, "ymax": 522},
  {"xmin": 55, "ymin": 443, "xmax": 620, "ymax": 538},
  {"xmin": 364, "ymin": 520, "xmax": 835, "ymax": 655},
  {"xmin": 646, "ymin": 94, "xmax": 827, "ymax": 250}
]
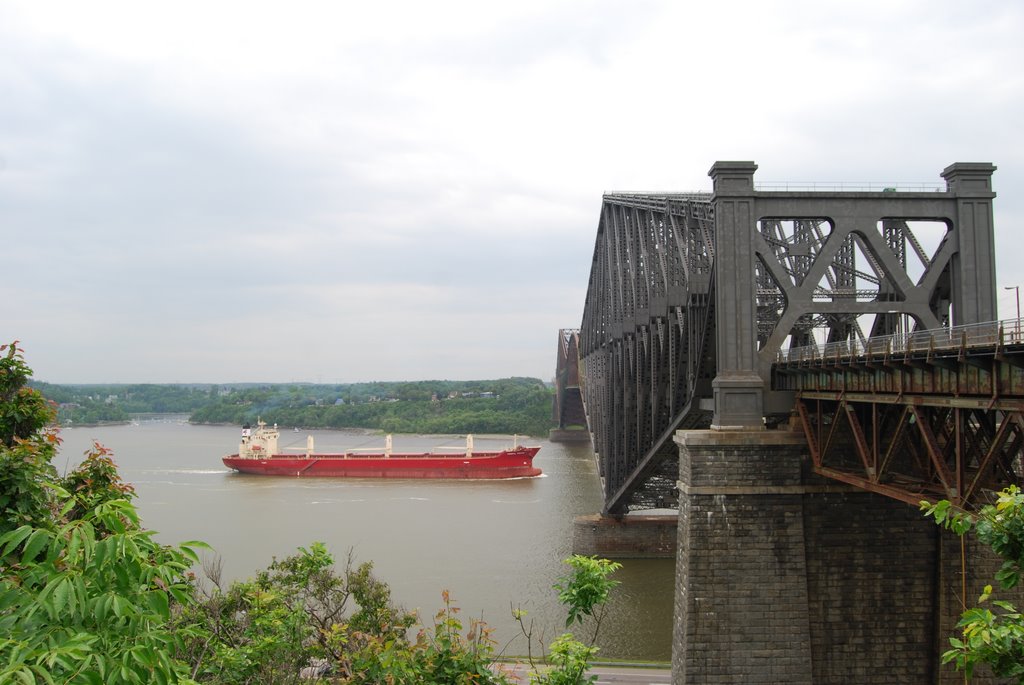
[{"xmin": 146, "ymin": 469, "xmax": 232, "ymax": 475}]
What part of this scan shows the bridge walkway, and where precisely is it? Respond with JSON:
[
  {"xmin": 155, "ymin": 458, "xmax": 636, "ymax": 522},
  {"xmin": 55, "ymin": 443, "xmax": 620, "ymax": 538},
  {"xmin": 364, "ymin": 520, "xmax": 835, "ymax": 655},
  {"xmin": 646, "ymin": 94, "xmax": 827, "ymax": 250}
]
[{"xmin": 773, "ymin": 318, "xmax": 1024, "ymax": 509}]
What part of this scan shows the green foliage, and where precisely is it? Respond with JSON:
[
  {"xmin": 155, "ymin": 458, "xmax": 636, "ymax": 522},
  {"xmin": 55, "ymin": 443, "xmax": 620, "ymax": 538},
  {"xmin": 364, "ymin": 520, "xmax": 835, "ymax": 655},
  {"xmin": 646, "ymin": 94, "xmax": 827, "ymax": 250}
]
[
  {"xmin": 346, "ymin": 589, "xmax": 507, "ymax": 685},
  {"xmin": 0, "ymin": 506, "xmax": 206, "ymax": 684},
  {"xmin": 554, "ymin": 556, "xmax": 622, "ymax": 630},
  {"xmin": 977, "ymin": 487, "xmax": 1024, "ymax": 590},
  {"xmin": 33, "ymin": 382, "xmax": 215, "ymax": 421},
  {"xmin": 515, "ymin": 555, "xmax": 621, "ymax": 685},
  {"xmin": 62, "ymin": 442, "xmax": 138, "ymax": 526},
  {"xmin": 187, "ymin": 580, "xmax": 311, "ymax": 683},
  {"xmin": 942, "ymin": 586, "xmax": 1024, "ymax": 681},
  {"xmin": 189, "ymin": 378, "xmax": 555, "ymax": 436},
  {"xmin": 1, "ymin": 344, "xmax": 57, "ymax": 447},
  {"xmin": 34, "ymin": 377, "xmax": 555, "ymax": 435},
  {"xmin": 409, "ymin": 590, "xmax": 506, "ymax": 685},
  {"xmin": 922, "ymin": 486, "xmax": 1024, "ymax": 682},
  {"xmin": 57, "ymin": 398, "xmax": 130, "ymax": 425},
  {"xmin": 0, "ymin": 343, "xmax": 61, "ymax": 536},
  {"xmin": 344, "ymin": 557, "xmax": 415, "ymax": 643},
  {"xmin": 921, "ymin": 498, "xmax": 974, "ymax": 536},
  {"xmin": 179, "ymin": 542, "xmax": 357, "ymax": 683},
  {"xmin": 532, "ymin": 634, "xmax": 599, "ymax": 685},
  {"xmin": 0, "ymin": 341, "xmax": 207, "ymax": 684},
  {"xmin": 181, "ymin": 544, "xmax": 507, "ymax": 685}
]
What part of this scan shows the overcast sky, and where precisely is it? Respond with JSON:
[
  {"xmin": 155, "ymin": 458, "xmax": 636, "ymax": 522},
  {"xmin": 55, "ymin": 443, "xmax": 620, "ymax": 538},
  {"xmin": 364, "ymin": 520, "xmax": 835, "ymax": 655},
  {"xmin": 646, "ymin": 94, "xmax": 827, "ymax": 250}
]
[{"xmin": 3, "ymin": 0, "xmax": 1022, "ymax": 384}]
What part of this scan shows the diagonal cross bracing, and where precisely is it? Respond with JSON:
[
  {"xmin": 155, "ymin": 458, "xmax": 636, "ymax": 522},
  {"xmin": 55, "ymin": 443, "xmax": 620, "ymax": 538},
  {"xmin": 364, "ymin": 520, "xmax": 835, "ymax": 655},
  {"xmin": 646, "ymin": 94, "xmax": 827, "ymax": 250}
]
[{"xmin": 577, "ymin": 162, "xmax": 1000, "ymax": 515}]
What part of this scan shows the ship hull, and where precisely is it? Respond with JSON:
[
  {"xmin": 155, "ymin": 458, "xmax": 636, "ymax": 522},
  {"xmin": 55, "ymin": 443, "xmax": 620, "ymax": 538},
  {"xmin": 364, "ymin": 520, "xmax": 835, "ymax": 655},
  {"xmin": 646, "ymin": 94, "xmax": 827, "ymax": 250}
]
[{"xmin": 222, "ymin": 447, "xmax": 542, "ymax": 479}]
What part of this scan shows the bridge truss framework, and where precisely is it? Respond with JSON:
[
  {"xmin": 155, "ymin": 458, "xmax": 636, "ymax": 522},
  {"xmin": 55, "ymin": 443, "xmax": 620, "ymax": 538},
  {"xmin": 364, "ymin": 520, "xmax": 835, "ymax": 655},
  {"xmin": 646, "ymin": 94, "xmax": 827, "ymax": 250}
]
[
  {"xmin": 578, "ymin": 162, "xmax": 1001, "ymax": 515},
  {"xmin": 775, "ymin": 320, "xmax": 1024, "ymax": 511}
]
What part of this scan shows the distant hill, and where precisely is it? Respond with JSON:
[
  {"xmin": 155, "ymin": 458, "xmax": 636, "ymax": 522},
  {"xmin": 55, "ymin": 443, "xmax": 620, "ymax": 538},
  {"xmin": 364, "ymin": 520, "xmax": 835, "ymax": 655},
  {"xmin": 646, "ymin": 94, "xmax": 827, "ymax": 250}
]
[{"xmin": 33, "ymin": 378, "xmax": 556, "ymax": 436}]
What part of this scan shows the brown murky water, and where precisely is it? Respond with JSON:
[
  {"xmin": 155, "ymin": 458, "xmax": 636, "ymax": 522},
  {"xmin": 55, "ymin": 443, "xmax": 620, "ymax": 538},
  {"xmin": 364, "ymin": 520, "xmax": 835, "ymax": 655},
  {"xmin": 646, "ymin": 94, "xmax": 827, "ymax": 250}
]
[{"xmin": 57, "ymin": 417, "xmax": 674, "ymax": 660}]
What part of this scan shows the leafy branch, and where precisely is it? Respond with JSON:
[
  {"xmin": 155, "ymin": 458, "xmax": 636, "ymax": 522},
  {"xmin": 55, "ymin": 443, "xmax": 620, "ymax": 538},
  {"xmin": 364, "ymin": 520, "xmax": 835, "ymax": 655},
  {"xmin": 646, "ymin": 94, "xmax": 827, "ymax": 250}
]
[{"xmin": 922, "ymin": 486, "xmax": 1024, "ymax": 682}]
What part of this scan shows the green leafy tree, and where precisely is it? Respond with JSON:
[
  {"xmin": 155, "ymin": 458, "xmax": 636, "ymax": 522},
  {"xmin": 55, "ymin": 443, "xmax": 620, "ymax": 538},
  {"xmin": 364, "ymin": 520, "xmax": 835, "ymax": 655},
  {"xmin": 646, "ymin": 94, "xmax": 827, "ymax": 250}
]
[
  {"xmin": 0, "ymin": 342, "xmax": 61, "ymax": 536},
  {"xmin": 345, "ymin": 589, "xmax": 507, "ymax": 685},
  {"xmin": 62, "ymin": 442, "xmax": 137, "ymax": 526},
  {"xmin": 922, "ymin": 487, "xmax": 1024, "ymax": 682},
  {"xmin": 535, "ymin": 634, "xmax": 599, "ymax": 685},
  {"xmin": 554, "ymin": 556, "xmax": 621, "ymax": 636},
  {"xmin": 0, "ymin": 341, "xmax": 207, "ymax": 684},
  {"xmin": 408, "ymin": 590, "xmax": 505, "ymax": 685},
  {"xmin": 182, "ymin": 544, "xmax": 507, "ymax": 685},
  {"xmin": 178, "ymin": 543, "xmax": 350, "ymax": 684},
  {"xmin": 0, "ymin": 497, "xmax": 207, "ymax": 684},
  {"xmin": 515, "ymin": 555, "xmax": 622, "ymax": 685}
]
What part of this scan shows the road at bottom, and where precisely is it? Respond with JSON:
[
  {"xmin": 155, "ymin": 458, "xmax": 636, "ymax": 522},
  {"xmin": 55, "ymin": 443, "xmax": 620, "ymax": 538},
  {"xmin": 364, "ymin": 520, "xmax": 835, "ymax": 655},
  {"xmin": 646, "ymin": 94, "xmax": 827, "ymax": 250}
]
[{"xmin": 493, "ymin": 663, "xmax": 671, "ymax": 684}]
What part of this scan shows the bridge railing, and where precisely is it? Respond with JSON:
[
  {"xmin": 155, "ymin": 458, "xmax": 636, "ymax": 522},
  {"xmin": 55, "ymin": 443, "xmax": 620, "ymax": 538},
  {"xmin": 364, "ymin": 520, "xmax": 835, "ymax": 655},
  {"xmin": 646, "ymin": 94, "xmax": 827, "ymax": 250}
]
[
  {"xmin": 754, "ymin": 181, "xmax": 945, "ymax": 192},
  {"xmin": 776, "ymin": 318, "xmax": 1024, "ymax": 364}
]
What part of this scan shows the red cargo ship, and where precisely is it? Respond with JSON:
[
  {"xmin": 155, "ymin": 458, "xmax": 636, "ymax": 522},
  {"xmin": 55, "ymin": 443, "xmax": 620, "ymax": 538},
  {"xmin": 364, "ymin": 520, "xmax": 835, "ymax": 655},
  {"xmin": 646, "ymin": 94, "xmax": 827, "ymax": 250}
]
[{"xmin": 222, "ymin": 420, "xmax": 542, "ymax": 479}]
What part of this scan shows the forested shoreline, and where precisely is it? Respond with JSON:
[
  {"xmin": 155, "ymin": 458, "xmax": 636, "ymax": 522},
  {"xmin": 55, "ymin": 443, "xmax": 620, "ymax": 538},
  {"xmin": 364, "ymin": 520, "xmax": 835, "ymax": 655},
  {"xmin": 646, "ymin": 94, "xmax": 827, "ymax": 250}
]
[{"xmin": 32, "ymin": 377, "xmax": 555, "ymax": 437}]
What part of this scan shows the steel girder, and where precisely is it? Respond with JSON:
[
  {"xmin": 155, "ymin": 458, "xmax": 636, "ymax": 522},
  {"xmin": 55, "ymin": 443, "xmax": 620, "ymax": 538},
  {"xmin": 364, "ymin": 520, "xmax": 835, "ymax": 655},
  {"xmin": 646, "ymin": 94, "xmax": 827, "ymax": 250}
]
[
  {"xmin": 776, "ymin": 321, "xmax": 1024, "ymax": 510},
  {"xmin": 749, "ymin": 167, "xmax": 1001, "ymax": 385},
  {"xmin": 793, "ymin": 396, "xmax": 1022, "ymax": 511},
  {"xmin": 754, "ymin": 216, "xmax": 948, "ymax": 373},
  {"xmin": 579, "ymin": 194, "xmax": 715, "ymax": 514}
]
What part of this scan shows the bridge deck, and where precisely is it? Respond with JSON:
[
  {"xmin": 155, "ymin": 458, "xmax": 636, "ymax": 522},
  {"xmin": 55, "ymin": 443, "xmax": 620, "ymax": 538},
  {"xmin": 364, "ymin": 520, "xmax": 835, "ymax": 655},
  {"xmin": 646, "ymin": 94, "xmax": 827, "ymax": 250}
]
[
  {"xmin": 773, "ymin": 319, "xmax": 1024, "ymax": 509},
  {"xmin": 774, "ymin": 318, "xmax": 1024, "ymax": 404}
]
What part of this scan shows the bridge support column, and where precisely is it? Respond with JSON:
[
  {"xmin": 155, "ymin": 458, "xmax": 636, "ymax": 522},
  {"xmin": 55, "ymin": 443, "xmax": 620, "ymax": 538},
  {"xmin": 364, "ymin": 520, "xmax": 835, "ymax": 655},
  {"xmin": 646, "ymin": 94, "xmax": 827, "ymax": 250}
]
[
  {"xmin": 708, "ymin": 162, "xmax": 764, "ymax": 430},
  {"xmin": 672, "ymin": 429, "xmax": 811, "ymax": 684},
  {"xmin": 941, "ymin": 162, "xmax": 998, "ymax": 324}
]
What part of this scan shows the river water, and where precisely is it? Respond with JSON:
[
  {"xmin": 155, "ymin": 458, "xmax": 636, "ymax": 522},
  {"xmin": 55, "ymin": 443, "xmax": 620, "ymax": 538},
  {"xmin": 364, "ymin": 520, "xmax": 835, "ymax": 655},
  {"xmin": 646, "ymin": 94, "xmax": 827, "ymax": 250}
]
[{"xmin": 55, "ymin": 417, "xmax": 675, "ymax": 661}]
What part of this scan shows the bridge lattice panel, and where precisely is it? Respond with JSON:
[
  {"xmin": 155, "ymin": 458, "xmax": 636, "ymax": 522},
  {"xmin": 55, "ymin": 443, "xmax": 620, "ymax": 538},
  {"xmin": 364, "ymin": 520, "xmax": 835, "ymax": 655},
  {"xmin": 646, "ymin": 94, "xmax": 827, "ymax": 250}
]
[
  {"xmin": 579, "ymin": 194, "xmax": 716, "ymax": 514},
  {"xmin": 774, "ymin": 324, "xmax": 1024, "ymax": 509}
]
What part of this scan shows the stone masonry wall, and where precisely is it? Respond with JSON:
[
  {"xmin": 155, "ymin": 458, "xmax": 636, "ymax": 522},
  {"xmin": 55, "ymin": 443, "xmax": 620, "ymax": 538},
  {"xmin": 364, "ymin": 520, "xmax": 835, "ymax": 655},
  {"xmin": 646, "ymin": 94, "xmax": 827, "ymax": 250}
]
[
  {"xmin": 801, "ymin": 491, "xmax": 938, "ymax": 684},
  {"xmin": 673, "ymin": 428, "xmax": 1022, "ymax": 685},
  {"xmin": 673, "ymin": 430, "xmax": 813, "ymax": 684},
  {"xmin": 572, "ymin": 514, "xmax": 677, "ymax": 558}
]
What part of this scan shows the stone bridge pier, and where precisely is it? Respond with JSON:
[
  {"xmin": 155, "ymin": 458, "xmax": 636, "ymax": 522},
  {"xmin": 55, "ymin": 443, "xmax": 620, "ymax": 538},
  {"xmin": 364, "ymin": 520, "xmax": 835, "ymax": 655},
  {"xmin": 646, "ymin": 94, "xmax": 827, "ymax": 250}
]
[{"xmin": 671, "ymin": 428, "xmax": 1010, "ymax": 685}]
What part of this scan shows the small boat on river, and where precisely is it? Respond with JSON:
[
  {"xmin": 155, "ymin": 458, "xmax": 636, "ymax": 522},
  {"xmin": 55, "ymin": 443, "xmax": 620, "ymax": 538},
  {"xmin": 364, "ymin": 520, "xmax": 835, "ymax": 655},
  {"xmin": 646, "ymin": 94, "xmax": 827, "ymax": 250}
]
[{"xmin": 222, "ymin": 420, "xmax": 542, "ymax": 479}]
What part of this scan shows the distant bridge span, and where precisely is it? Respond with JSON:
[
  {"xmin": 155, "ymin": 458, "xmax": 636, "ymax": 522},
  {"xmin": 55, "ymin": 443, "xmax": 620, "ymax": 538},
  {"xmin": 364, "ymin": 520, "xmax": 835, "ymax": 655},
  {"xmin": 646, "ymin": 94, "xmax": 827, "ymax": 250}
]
[{"xmin": 573, "ymin": 161, "xmax": 1011, "ymax": 515}]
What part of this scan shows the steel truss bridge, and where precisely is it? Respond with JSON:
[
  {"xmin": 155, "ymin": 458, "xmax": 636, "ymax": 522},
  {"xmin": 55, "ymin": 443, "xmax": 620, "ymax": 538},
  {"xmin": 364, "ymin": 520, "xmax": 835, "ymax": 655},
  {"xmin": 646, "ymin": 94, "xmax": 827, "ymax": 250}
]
[{"xmin": 574, "ymin": 161, "xmax": 1020, "ymax": 515}]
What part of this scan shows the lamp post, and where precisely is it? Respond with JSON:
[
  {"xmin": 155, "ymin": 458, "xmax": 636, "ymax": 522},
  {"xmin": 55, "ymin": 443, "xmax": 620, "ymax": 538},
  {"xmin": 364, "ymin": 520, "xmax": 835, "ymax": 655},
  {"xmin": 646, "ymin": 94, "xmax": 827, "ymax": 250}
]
[{"xmin": 1005, "ymin": 285, "xmax": 1020, "ymax": 341}]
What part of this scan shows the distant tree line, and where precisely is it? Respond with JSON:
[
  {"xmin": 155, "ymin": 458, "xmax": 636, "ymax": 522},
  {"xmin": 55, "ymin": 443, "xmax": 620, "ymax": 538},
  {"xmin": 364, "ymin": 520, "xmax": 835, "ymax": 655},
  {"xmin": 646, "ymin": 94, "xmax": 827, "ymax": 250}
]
[
  {"xmin": 32, "ymin": 382, "xmax": 215, "ymax": 425},
  {"xmin": 33, "ymin": 377, "xmax": 556, "ymax": 436}
]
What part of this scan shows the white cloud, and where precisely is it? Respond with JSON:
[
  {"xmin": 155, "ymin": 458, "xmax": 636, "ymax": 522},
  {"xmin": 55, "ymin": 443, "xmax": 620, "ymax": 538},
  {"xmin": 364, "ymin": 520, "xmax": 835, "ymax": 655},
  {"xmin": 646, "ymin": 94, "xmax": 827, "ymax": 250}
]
[{"xmin": 2, "ymin": 0, "xmax": 1022, "ymax": 382}]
